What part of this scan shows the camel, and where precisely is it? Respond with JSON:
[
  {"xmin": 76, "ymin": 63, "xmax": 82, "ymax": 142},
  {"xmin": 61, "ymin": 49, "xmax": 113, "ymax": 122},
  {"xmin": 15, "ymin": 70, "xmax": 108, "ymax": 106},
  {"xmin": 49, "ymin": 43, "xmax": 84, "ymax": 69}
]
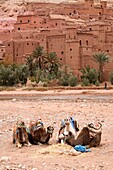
[
  {"xmin": 58, "ymin": 117, "xmax": 79, "ymax": 143},
  {"xmin": 28, "ymin": 123, "xmax": 54, "ymax": 144},
  {"xmin": 13, "ymin": 121, "xmax": 31, "ymax": 148},
  {"xmin": 65, "ymin": 122, "xmax": 102, "ymax": 148}
]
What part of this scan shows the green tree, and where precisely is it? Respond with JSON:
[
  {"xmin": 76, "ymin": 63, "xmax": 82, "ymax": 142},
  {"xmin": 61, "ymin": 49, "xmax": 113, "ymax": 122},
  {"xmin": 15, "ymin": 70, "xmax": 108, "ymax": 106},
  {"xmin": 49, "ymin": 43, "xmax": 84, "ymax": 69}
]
[
  {"xmin": 93, "ymin": 52, "xmax": 109, "ymax": 82},
  {"xmin": 109, "ymin": 71, "xmax": 113, "ymax": 85},
  {"xmin": 80, "ymin": 65, "xmax": 99, "ymax": 84},
  {"xmin": 17, "ymin": 65, "xmax": 29, "ymax": 85},
  {"xmin": 32, "ymin": 46, "xmax": 46, "ymax": 69},
  {"xmin": 59, "ymin": 65, "xmax": 78, "ymax": 86},
  {"xmin": 0, "ymin": 64, "xmax": 18, "ymax": 86},
  {"xmin": 25, "ymin": 55, "xmax": 35, "ymax": 77},
  {"xmin": 46, "ymin": 52, "xmax": 60, "ymax": 76}
]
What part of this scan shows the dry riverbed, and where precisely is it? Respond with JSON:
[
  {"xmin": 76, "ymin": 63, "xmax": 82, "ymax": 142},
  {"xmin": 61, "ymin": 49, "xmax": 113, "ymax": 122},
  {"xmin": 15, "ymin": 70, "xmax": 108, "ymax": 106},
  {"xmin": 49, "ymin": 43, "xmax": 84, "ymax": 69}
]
[{"xmin": 0, "ymin": 89, "xmax": 113, "ymax": 170}]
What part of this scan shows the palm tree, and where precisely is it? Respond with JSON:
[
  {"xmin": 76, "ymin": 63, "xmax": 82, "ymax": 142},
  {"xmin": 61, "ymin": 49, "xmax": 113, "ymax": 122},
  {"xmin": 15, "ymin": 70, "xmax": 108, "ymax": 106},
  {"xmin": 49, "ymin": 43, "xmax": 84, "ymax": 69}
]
[
  {"xmin": 46, "ymin": 52, "xmax": 60, "ymax": 75},
  {"xmin": 93, "ymin": 52, "xmax": 109, "ymax": 82},
  {"xmin": 25, "ymin": 55, "xmax": 35, "ymax": 77},
  {"xmin": 32, "ymin": 46, "xmax": 46, "ymax": 69}
]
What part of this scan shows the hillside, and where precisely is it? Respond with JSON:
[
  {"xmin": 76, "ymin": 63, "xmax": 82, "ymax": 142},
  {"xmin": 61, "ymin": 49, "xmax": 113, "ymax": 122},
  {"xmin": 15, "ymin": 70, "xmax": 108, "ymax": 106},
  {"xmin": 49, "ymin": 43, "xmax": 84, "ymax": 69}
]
[{"xmin": 0, "ymin": 0, "xmax": 113, "ymax": 18}]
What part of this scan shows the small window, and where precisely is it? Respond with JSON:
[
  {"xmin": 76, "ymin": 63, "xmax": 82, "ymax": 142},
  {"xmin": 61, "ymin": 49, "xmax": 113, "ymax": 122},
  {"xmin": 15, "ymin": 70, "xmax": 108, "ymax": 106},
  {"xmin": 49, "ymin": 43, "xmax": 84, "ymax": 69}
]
[
  {"xmin": 69, "ymin": 13, "xmax": 71, "ymax": 15},
  {"xmin": 56, "ymin": 23, "xmax": 57, "ymax": 26},
  {"xmin": 1, "ymin": 49, "xmax": 3, "ymax": 51},
  {"xmin": 34, "ymin": 21, "xmax": 36, "ymax": 23},
  {"xmin": 60, "ymin": 58, "xmax": 62, "ymax": 60},
  {"xmin": 61, "ymin": 51, "xmax": 64, "ymax": 54},
  {"xmin": 86, "ymin": 40, "xmax": 88, "ymax": 46},
  {"xmin": 8, "ymin": 44, "xmax": 10, "ymax": 46},
  {"xmin": 26, "ymin": 37, "xmax": 28, "ymax": 39},
  {"xmin": 89, "ymin": 28, "xmax": 92, "ymax": 31},
  {"xmin": 28, "ymin": 20, "xmax": 30, "ymax": 23},
  {"xmin": 70, "ymin": 56, "xmax": 72, "ymax": 59},
  {"xmin": 18, "ymin": 28, "xmax": 20, "ymax": 30},
  {"xmin": 70, "ymin": 48, "xmax": 72, "ymax": 51},
  {"xmin": 27, "ymin": 43, "xmax": 29, "ymax": 45},
  {"xmin": 80, "ymin": 40, "xmax": 82, "ymax": 46},
  {"xmin": 73, "ymin": 10, "xmax": 76, "ymax": 14},
  {"xmin": 20, "ymin": 20, "xmax": 22, "ymax": 23}
]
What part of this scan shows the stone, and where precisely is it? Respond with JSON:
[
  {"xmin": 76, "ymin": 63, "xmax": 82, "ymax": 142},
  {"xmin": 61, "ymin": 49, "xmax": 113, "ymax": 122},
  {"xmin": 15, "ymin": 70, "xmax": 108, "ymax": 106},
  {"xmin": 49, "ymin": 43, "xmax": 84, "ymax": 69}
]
[{"xmin": 0, "ymin": 156, "xmax": 11, "ymax": 162}]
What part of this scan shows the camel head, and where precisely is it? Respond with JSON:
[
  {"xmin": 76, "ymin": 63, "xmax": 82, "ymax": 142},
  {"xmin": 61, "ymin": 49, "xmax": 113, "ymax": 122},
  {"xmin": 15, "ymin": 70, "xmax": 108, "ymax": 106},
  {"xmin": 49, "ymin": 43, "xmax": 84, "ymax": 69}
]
[
  {"xmin": 47, "ymin": 126, "xmax": 54, "ymax": 138},
  {"xmin": 58, "ymin": 117, "xmax": 79, "ymax": 144},
  {"xmin": 60, "ymin": 117, "xmax": 79, "ymax": 136}
]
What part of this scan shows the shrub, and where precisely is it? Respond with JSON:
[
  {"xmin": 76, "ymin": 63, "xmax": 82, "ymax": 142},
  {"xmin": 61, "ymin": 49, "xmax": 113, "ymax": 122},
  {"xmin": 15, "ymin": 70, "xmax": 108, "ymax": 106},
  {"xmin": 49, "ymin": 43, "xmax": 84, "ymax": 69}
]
[
  {"xmin": 109, "ymin": 71, "xmax": 113, "ymax": 85},
  {"xmin": 80, "ymin": 66, "xmax": 99, "ymax": 85},
  {"xmin": 68, "ymin": 76, "xmax": 78, "ymax": 87},
  {"xmin": 81, "ymin": 78, "xmax": 90, "ymax": 86},
  {"xmin": 60, "ymin": 74, "xmax": 69, "ymax": 86},
  {"xmin": 95, "ymin": 80, "xmax": 100, "ymax": 86}
]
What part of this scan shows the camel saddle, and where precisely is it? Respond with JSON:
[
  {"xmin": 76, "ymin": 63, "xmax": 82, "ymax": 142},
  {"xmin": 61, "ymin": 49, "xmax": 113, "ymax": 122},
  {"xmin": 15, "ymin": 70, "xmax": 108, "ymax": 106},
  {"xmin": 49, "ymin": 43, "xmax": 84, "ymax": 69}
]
[{"xmin": 87, "ymin": 122, "xmax": 102, "ymax": 139}]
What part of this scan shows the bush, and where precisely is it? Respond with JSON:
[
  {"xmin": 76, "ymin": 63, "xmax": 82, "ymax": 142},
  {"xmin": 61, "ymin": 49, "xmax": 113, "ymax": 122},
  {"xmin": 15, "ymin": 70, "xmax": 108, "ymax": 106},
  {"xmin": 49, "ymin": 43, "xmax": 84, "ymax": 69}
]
[
  {"xmin": 80, "ymin": 66, "xmax": 99, "ymax": 85},
  {"xmin": 0, "ymin": 64, "xmax": 29, "ymax": 86},
  {"xmin": 95, "ymin": 80, "xmax": 100, "ymax": 86},
  {"xmin": 60, "ymin": 74, "xmax": 69, "ymax": 86},
  {"xmin": 68, "ymin": 76, "xmax": 78, "ymax": 87},
  {"xmin": 109, "ymin": 71, "xmax": 113, "ymax": 85},
  {"xmin": 81, "ymin": 78, "xmax": 90, "ymax": 86}
]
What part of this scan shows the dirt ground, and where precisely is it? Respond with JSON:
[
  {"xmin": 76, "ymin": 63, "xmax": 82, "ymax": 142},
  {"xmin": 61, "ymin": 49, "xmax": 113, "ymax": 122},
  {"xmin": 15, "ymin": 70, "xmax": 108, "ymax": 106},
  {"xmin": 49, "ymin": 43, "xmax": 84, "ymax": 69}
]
[{"xmin": 0, "ymin": 89, "xmax": 113, "ymax": 170}]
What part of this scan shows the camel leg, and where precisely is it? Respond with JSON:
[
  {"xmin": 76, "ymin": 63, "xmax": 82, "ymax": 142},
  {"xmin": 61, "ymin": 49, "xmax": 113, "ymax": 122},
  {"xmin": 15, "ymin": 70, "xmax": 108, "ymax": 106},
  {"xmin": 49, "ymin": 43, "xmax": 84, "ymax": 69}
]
[
  {"xmin": 13, "ymin": 133, "xmax": 16, "ymax": 144},
  {"xmin": 26, "ymin": 140, "xmax": 32, "ymax": 147},
  {"xmin": 15, "ymin": 132, "xmax": 22, "ymax": 148},
  {"xmin": 16, "ymin": 142, "xmax": 22, "ymax": 148}
]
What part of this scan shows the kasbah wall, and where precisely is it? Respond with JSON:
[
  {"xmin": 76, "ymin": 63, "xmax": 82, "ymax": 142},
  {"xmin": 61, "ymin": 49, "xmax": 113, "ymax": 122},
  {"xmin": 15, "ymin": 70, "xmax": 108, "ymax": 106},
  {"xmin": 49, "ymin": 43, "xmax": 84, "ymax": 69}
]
[{"xmin": 1, "ymin": 0, "xmax": 113, "ymax": 80}]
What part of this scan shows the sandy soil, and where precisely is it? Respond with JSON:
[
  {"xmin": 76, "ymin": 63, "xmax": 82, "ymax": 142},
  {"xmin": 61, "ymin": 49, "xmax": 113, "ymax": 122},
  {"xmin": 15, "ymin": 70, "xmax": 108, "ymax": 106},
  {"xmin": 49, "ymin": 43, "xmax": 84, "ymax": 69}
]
[{"xmin": 0, "ymin": 89, "xmax": 113, "ymax": 170}]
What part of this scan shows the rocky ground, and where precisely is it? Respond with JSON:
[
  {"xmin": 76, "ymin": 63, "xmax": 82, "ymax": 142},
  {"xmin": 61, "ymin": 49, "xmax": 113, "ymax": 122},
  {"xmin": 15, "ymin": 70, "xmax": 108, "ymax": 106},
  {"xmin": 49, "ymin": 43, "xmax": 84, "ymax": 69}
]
[{"xmin": 0, "ymin": 89, "xmax": 113, "ymax": 170}]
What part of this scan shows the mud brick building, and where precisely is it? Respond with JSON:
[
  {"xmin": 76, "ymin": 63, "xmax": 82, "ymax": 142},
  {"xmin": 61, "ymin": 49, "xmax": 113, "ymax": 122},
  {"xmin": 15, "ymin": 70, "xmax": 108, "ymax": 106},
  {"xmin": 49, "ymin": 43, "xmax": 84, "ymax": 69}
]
[{"xmin": 1, "ymin": 0, "xmax": 113, "ymax": 80}]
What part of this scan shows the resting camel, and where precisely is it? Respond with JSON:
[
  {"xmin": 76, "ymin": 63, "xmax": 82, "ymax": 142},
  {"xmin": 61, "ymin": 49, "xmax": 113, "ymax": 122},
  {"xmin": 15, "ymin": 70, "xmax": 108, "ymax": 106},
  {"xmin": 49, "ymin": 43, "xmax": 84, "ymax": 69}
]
[
  {"xmin": 28, "ymin": 121, "xmax": 54, "ymax": 144},
  {"xmin": 58, "ymin": 117, "xmax": 79, "ymax": 143},
  {"xmin": 13, "ymin": 121, "xmax": 31, "ymax": 148},
  {"xmin": 65, "ymin": 122, "xmax": 102, "ymax": 148}
]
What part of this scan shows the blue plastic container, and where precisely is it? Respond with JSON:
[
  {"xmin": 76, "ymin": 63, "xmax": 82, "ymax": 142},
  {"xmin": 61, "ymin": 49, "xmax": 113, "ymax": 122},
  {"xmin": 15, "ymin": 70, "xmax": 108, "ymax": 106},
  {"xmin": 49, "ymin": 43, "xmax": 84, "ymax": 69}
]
[{"xmin": 74, "ymin": 145, "xmax": 91, "ymax": 152}]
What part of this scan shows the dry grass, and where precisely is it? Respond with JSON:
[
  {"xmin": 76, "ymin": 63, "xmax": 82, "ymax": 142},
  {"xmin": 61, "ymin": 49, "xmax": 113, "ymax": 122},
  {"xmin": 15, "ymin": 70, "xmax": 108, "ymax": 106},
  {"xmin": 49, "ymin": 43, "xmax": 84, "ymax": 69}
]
[{"xmin": 38, "ymin": 143, "xmax": 81, "ymax": 156}]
